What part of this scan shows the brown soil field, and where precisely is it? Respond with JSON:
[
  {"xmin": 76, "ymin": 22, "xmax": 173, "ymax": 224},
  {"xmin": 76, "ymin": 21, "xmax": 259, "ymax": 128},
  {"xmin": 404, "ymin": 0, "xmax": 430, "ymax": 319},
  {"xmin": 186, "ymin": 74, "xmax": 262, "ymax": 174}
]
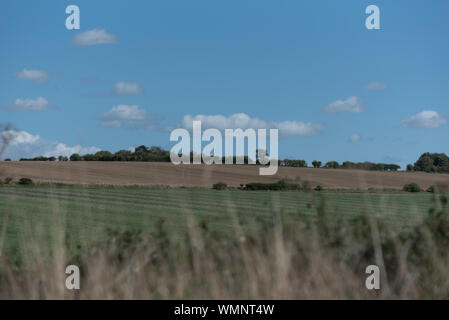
[{"xmin": 1, "ymin": 161, "xmax": 449, "ymax": 190}]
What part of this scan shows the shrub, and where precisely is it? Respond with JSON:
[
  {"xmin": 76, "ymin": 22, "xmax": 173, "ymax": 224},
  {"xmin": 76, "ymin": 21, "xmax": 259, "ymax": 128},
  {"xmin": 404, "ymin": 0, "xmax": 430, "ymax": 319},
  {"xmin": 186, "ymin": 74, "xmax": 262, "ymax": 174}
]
[
  {"xmin": 427, "ymin": 185, "xmax": 436, "ymax": 193},
  {"xmin": 314, "ymin": 185, "xmax": 324, "ymax": 191},
  {"xmin": 4, "ymin": 177, "xmax": 12, "ymax": 184},
  {"xmin": 18, "ymin": 178, "xmax": 33, "ymax": 185},
  {"xmin": 212, "ymin": 182, "xmax": 227, "ymax": 190},
  {"xmin": 403, "ymin": 183, "xmax": 421, "ymax": 193},
  {"xmin": 245, "ymin": 180, "xmax": 301, "ymax": 191},
  {"xmin": 302, "ymin": 181, "xmax": 312, "ymax": 192}
]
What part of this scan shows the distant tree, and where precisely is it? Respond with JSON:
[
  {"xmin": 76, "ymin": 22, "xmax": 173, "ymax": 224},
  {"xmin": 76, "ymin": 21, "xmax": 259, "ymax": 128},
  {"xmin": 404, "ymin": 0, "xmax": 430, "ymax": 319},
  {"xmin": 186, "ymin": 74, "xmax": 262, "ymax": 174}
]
[
  {"xmin": 58, "ymin": 156, "xmax": 68, "ymax": 162},
  {"xmin": 414, "ymin": 153, "xmax": 449, "ymax": 173},
  {"xmin": 32, "ymin": 156, "xmax": 49, "ymax": 161},
  {"xmin": 149, "ymin": 146, "xmax": 164, "ymax": 155},
  {"xmin": 70, "ymin": 153, "xmax": 82, "ymax": 161},
  {"xmin": 280, "ymin": 159, "xmax": 307, "ymax": 167},
  {"xmin": 48, "ymin": 156, "xmax": 56, "ymax": 161},
  {"xmin": 325, "ymin": 161, "xmax": 340, "ymax": 169},
  {"xmin": 406, "ymin": 164, "xmax": 414, "ymax": 172},
  {"xmin": 384, "ymin": 164, "xmax": 400, "ymax": 171},
  {"xmin": 94, "ymin": 151, "xmax": 113, "ymax": 161},
  {"xmin": 4, "ymin": 158, "xmax": 11, "ymax": 161},
  {"xmin": 312, "ymin": 161, "xmax": 322, "ymax": 168},
  {"xmin": 113, "ymin": 150, "xmax": 132, "ymax": 161},
  {"xmin": 341, "ymin": 161, "xmax": 356, "ymax": 169}
]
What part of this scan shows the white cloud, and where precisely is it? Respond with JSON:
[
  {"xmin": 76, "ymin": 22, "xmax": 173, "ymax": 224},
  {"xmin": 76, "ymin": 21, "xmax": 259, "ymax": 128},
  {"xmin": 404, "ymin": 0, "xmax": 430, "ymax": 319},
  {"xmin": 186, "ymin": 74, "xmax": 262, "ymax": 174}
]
[
  {"xmin": 181, "ymin": 113, "xmax": 324, "ymax": 137},
  {"xmin": 44, "ymin": 143, "xmax": 100, "ymax": 158},
  {"xmin": 73, "ymin": 28, "xmax": 118, "ymax": 46},
  {"xmin": 98, "ymin": 105, "xmax": 151, "ymax": 128},
  {"xmin": 100, "ymin": 105, "xmax": 147, "ymax": 121},
  {"xmin": 112, "ymin": 82, "xmax": 143, "ymax": 95},
  {"xmin": 101, "ymin": 120, "xmax": 122, "ymax": 128},
  {"xmin": 5, "ymin": 97, "xmax": 51, "ymax": 111},
  {"xmin": 348, "ymin": 133, "xmax": 361, "ymax": 143},
  {"xmin": 364, "ymin": 82, "xmax": 387, "ymax": 90},
  {"xmin": 15, "ymin": 69, "xmax": 50, "ymax": 83},
  {"xmin": 6, "ymin": 130, "xmax": 40, "ymax": 145},
  {"xmin": 323, "ymin": 96, "xmax": 364, "ymax": 114},
  {"xmin": 274, "ymin": 121, "xmax": 324, "ymax": 137},
  {"xmin": 1, "ymin": 130, "xmax": 100, "ymax": 160},
  {"xmin": 401, "ymin": 110, "xmax": 447, "ymax": 129}
]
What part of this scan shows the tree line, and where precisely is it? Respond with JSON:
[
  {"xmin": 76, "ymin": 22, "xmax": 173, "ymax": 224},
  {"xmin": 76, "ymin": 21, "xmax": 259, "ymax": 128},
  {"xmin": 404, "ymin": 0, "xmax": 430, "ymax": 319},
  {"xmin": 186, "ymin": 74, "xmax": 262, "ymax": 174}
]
[{"xmin": 15, "ymin": 147, "xmax": 449, "ymax": 174}]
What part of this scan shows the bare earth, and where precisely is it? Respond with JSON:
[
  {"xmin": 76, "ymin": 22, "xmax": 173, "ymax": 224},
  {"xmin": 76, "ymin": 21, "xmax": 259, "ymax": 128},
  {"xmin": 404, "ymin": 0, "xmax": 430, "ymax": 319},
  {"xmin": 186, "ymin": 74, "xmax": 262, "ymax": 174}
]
[{"xmin": 1, "ymin": 161, "xmax": 449, "ymax": 190}]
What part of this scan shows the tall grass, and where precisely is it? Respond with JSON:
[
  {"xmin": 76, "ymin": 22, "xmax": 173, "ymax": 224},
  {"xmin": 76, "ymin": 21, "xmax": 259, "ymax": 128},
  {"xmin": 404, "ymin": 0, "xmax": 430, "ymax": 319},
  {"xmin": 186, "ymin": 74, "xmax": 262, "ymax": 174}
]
[{"xmin": 0, "ymin": 188, "xmax": 448, "ymax": 299}]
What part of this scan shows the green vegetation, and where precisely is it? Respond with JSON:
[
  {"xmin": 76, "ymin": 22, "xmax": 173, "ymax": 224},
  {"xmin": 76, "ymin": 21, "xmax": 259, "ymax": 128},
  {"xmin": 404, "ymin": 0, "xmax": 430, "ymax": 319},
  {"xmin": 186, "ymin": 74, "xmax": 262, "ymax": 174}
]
[
  {"xmin": 408, "ymin": 152, "xmax": 449, "ymax": 173},
  {"xmin": 15, "ymin": 148, "xmax": 449, "ymax": 176},
  {"xmin": 0, "ymin": 184, "xmax": 447, "ymax": 299},
  {"xmin": 17, "ymin": 178, "xmax": 33, "ymax": 185},
  {"xmin": 325, "ymin": 161, "xmax": 400, "ymax": 171},
  {"xmin": 212, "ymin": 182, "xmax": 227, "ymax": 190},
  {"xmin": 403, "ymin": 183, "xmax": 422, "ymax": 193},
  {"xmin": 312, "ymin": 160, "xmax": 322, "ymax": 168},
  {"xmin": 245, "ymin": 180, "xmax": 302, "ymax": 191},
  {"xmin": 279, "ymin": 159, "xmax": 308, "ymax": 167},
  {"xmin": 20, "ymin": 156, "xmax": 56, "ymax": 161},
  {"xmin": 0, "ymin": 184, "xmax": 438, "ymax": 257}
]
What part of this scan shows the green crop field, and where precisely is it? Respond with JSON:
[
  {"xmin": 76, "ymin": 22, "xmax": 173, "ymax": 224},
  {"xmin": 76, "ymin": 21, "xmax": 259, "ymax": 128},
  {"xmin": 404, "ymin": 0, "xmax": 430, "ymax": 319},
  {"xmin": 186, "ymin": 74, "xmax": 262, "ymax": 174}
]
[{"xmin": 0, "ymin": 184, "xmax": 437, "ymax": 258}]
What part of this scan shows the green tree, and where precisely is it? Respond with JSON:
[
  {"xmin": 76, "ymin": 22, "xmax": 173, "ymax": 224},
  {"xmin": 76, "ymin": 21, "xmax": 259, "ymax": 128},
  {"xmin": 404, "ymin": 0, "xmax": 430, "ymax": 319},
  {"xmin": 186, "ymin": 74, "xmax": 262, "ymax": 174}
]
[
  {"xmin": 70, "ymin": 153, "xmax": 82, "ymax": 161},
  {"xmin": 414, "ymin": 153, "xmax": 449, "ymax": 173},
  {"xmin": 312, "ymin": 160, "xmax": 322, "ymax": 168},
  {"xmin": 325, "ymin": 161, "xmax": 339, "ymax": 169}
]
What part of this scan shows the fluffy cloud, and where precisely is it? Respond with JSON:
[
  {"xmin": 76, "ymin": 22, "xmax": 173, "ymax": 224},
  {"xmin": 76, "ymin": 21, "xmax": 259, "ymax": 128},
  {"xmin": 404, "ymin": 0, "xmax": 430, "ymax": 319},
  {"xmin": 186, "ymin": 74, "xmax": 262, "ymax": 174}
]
[
  {"xmin": 323, "ymin": 96, "xmax": 364, "ymax": 114},
  {"xmin": 181, "ymin": 113, "xmax": 324, "ymax": 137},
  {"xmin": 1, "ymin": 130, "xmax": 100, "ymax": 160},
  {"xmin": 348, "ymin": 133, "xmax": 361, "ymax": 143},
  {"xmin": 5, "ymin": 97, "xmax": 51, "ymax": 111},
  {"xmin": 6, "ymin": 130, "xmax": 40, "ymax": 145},
  {"xmin": 15, "ymin": 68, "xmax": 50, "ymax": 83},
  {"xmin": 112, "ymin": 82, "xmax": 144, "ymax": 95},
  {"xmin": 98, "ymin": 105, "xmax": 150, "ymax": 128},
  {"xmin": 73, "ymin": 28, "xmax": 118, "ymax": 46},
  {"xmin": 401, "ymin": 110, "xmax": 447, "ymax": 129},
  {"xmin": 364, "ymin": 82, "xmax": 387, "ymax": 90}
]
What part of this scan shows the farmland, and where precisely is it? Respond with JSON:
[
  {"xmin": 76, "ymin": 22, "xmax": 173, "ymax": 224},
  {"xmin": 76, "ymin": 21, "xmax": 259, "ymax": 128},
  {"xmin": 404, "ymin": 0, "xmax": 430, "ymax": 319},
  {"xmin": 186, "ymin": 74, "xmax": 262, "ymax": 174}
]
[
  {"xmin": 0, "ymin": 184, "xmax": 438, "ymax": 257},
  {"xmin": 0, "ymin": 164, "xmax": 448, "ymax": 299},
  {"xmin": 1, "ymin": 161, "xmax": 449, "ymax": 189}
]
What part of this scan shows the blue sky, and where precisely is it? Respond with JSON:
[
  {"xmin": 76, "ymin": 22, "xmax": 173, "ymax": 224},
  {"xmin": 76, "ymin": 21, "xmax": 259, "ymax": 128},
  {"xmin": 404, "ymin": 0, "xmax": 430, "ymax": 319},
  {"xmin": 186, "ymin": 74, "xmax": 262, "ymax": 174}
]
[{"xmin": 1, "ymin": 0, "xmax": 448, "ymax": 167}]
